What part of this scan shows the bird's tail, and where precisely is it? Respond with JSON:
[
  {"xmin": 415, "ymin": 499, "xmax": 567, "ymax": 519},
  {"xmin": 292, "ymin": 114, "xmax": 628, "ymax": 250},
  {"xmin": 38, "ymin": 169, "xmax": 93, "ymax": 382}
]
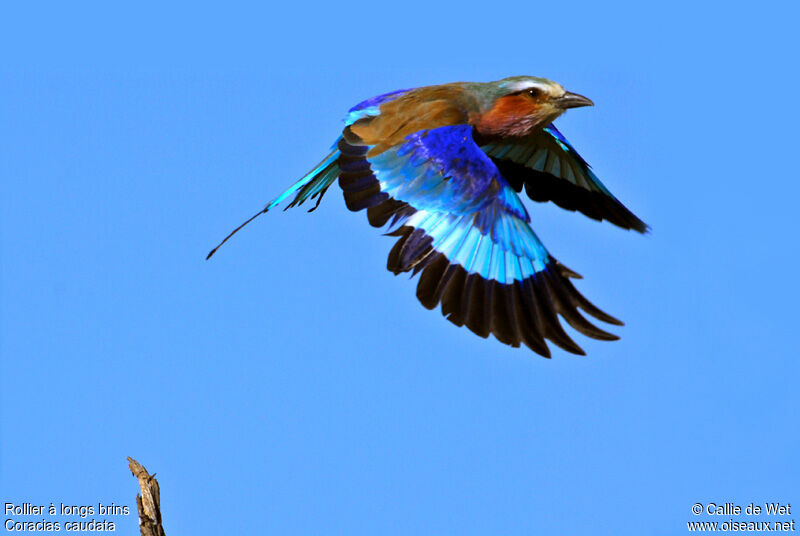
[
  {"xmin": 206, "ymin": 145, "xmax": 340, "ymax": 259},
  {"xmin": 266, "ymin": 146, "xmax": 340, "ymax": 212}
]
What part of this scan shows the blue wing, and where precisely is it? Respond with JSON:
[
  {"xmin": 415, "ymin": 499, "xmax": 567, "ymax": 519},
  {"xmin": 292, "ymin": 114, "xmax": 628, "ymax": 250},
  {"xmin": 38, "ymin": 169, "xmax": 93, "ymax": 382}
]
[
  {"xmin": 338, "ymin": 124, "xmax": 622, "ymax": 356},
  {"xmin": 480, "ymin": 125, "xmax": 649, "ymax": 233}
]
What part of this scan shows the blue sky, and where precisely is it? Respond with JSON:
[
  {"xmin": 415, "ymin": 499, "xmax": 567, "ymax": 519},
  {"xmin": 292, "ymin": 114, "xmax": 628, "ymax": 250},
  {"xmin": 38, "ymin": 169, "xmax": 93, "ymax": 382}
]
[{"xmin": 2, "ymin": 1, "xmax": 798, "ymax": 534}]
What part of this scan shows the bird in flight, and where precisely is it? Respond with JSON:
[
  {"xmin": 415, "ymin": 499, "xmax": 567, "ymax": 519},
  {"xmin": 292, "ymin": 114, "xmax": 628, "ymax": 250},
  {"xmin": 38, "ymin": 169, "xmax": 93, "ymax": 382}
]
[{"xmin": 207, "ymin": 76, "xmax": 647, "ymax": 357}]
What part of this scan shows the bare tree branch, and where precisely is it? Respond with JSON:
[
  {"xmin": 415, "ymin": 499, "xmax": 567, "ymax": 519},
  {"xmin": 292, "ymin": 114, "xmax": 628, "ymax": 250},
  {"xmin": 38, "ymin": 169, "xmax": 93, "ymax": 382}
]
[{"xmin": 127, "ymin": 457, "xmax": 166, "ymax": 536}]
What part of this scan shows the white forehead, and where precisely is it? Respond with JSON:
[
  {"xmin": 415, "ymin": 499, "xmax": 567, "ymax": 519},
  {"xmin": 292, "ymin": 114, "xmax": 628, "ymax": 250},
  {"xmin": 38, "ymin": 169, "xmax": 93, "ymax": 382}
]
[{"xmin": 506, "ymin": 78, "xmax": 565, "ymax": 97}]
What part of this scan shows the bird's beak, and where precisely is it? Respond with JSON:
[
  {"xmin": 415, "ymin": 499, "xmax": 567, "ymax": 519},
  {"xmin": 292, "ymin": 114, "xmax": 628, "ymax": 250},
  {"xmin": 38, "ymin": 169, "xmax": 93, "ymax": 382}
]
[{"xmin": 555, "ymin": 91, "xmax": 594, "ymax": 109}]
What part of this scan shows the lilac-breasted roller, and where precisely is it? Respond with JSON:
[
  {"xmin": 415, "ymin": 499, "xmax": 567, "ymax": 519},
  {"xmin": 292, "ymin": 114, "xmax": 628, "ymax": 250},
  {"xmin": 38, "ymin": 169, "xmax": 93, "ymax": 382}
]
[{"xmin": 208, "ymin": 76, "xmax": 648, "ymax": 357}]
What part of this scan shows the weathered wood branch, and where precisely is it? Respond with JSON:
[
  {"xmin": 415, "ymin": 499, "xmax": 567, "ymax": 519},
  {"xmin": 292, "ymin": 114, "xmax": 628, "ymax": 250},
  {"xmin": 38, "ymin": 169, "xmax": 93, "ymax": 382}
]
[{"xmin": 127, "ymin": 457, "xmax": 166, "ymax": 536}]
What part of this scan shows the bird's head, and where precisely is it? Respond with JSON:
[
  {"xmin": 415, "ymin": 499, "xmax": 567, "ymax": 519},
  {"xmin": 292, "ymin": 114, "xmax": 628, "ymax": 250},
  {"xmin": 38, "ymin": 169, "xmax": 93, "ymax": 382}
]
[{"xmin": 473, "ymin": 76, "xmax": 593, "ymax": 138}]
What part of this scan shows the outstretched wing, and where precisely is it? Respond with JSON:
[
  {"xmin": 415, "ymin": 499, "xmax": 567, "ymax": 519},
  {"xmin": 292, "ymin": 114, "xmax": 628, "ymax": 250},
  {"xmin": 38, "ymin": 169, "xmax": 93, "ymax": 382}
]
[
  {"xmin": 480, "ymin": 125, "xmax": 649, "ymax": 233},
  {"xmin": 339, "ymin": 123, "xmax": 623, "ymax": 357}
]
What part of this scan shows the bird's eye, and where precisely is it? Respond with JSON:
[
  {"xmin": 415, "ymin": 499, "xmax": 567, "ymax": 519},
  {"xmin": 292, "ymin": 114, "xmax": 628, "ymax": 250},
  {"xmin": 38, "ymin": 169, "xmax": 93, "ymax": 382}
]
[{"xmin": 526, "ymin": 87, "xmax": 542, "ymax": 98}]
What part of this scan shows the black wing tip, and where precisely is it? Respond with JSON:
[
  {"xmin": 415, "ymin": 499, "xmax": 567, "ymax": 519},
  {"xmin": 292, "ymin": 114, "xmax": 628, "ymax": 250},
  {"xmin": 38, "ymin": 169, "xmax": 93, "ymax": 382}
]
[
  {"xmin": 593, "ymin": 203, "xmax": 649, "ymax": 234},
  {"xmin": 496, "ymin": 159, "xmax": 650, "ymax": 234},
  {"xmin": 404, "ymin": 248, "xmax": 623, "ymax": 357},
  {"xmin": 628, "ymin": 217, "xmax": 651, "ymax": 234}
]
